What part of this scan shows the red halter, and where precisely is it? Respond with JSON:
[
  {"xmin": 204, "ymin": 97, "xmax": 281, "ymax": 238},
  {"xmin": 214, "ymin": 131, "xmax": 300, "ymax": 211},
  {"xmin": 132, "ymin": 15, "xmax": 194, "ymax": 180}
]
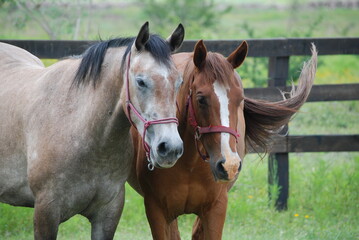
[
  {"xmin": 125, "ymin": 51, "xmax": 179, "ymax": 170},
  {"xmin": 185, "ymin": 89, "xmax": 240, "ymax": 161}
]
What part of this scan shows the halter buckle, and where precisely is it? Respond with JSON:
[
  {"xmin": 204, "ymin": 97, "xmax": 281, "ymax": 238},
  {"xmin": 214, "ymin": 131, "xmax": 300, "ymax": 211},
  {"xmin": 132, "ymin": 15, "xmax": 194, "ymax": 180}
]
[
  {"xmin": 195, "ymin": 127, "xmax": 202, "ymax": 140},
  {"xmin": 148, "ymin": 162, "xmax": 154, "ymax": 171}
]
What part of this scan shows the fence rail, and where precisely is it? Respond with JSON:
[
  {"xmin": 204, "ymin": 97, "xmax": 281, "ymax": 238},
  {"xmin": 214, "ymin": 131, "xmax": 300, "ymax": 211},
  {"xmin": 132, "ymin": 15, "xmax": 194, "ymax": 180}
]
[
  {"xmin": 2, "ymin": 38, "xmax": 358, "ymax": 210},
  {"xmin": 245, "ymin": 83, "xmax": 359, "ymax": 102},
  {"xmin": 2, "ymin": 37, "xmax": 359, "ymax": 58}
]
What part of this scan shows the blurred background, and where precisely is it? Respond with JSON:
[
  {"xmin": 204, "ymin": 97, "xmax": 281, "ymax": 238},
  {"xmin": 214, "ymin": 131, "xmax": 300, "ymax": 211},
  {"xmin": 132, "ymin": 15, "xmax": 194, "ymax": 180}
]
[{"xmin": 0, "ymin": 0, "xmax": 358, "ymax": 239}]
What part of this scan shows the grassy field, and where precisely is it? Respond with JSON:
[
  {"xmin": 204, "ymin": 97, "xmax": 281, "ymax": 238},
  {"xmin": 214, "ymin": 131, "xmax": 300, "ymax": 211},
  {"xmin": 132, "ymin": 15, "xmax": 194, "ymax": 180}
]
[
  {"xmin": 1, "ymin": 152, "xmax": 358, "ymax": 239},
  {"xmin": 0, "ymin": 1, "xmax": 358, "ymax": 239}
]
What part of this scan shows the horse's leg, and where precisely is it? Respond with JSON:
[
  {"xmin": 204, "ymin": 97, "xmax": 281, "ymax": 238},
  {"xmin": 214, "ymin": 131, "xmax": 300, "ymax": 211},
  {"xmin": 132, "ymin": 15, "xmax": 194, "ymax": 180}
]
[
  {"xmin": 89, "ymin": 186, "xmax": 125, "ymax": 240},
  {"xmin": 144, "ymin": 196, "xmax": 177, "ymax": 240},
  {"xmin": 192, "ymin": 194, "xmax": 228, "ymax": 240},
  {"xmin": 169, "ymin": 219, "xmax": 181, "ymax": 240},
  {"xmin": 33, "ymin": 197, "xmax": 61, "ymax": 240},
  {"xmin": 192, "ymin": 216, "xmax": 204, "ymax": 240}
]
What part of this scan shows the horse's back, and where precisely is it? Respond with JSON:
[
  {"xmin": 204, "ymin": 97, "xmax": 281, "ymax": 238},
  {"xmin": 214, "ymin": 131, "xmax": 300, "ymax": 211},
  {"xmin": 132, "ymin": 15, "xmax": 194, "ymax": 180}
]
[
  {"xmin": 0, "ymin": 42, "xmax": 45, "ymax": 103},
  {"xmin": 172, "ymin": 52, "xmax": 192, "ymax": 73},
  {"xmin": 0, "ymin": 42, "xmax": 44, "ymax": 68}
]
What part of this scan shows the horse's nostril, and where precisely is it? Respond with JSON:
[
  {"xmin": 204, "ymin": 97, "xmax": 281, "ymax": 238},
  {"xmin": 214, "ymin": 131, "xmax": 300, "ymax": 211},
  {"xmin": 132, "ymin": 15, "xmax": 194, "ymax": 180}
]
[
  {"xmin": 216, "ymin": 159, "xmax": 225, "ymax": 172},
  {"xmin": 238, "ymin": 161, "xmax": 242, "ymax": 172},
  {"xmin": 157, "ymin": 142, "xmax": 168, "ymax": 157},
  {"xmin": 215, "ymin": 159, "xmax": 228, "ymax": 180},
  {"xmin": 157, "ymin": 141, "xmax": 183, "ymax": 159}
]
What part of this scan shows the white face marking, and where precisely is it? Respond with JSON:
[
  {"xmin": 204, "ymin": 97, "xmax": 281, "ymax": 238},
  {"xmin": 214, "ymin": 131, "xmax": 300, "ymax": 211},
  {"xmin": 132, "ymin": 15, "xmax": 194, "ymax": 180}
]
[{"xmin": 213, "ymin": 81, "xmax": 241, "ymax": 160}]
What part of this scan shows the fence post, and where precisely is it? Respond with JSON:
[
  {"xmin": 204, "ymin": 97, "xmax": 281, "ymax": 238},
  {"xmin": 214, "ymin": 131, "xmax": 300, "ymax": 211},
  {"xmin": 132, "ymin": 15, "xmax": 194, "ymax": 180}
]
[{"xmin": 268, "ymin": 56, "xmax": 289, "ymax": 211}]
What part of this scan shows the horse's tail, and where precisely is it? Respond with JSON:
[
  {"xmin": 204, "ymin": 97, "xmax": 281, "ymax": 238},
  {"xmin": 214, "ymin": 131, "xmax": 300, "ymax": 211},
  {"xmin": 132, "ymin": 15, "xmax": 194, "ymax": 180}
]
[{"xmin": 243, "ymin": 44, "xmax": 317, "ymax": 153}]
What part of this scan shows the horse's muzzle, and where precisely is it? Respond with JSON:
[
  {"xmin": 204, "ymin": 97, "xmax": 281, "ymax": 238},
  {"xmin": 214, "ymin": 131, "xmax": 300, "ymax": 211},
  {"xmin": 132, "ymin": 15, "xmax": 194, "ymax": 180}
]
[
  {"xmin": 212, "ymin": 157, "xmax": 241, "ymax": 182},
  {"xmin": 152, "ymin": 138, "xmax": 183, "ymax": 168},
  {"xmin": 157, "ymin": 140, "xmax": 183, "ymax": 159}
]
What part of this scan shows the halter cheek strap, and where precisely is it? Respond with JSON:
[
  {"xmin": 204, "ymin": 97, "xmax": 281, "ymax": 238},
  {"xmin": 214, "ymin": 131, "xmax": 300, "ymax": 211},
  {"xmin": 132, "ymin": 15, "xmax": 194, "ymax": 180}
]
[
  {"xmin": 186, "ymin": 89, "xmax": 240, "ymax": 161},
  {"xmin": 125, "ymin": 51, "xmax": 179, "ymax": 171}
]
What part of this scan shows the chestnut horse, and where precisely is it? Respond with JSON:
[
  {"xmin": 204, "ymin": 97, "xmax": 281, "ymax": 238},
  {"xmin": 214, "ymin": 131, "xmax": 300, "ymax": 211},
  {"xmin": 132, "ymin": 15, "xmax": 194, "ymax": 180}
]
[
  {"xmin": 128, "ymin": 40, "xmax": 317, "ymax": 239},
  {"xmin": 0, "ymin": 22, "xmax": 185, "ymax": 239}
]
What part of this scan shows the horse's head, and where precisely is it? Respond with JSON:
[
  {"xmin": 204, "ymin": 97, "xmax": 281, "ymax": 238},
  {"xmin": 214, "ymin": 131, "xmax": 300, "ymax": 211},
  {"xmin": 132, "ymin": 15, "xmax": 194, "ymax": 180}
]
[
  {"xmin": 184, "ymin": 40, "xmax": 248, "ymax": 182},
  {"xmin": 124, "ymin": 22, "xmax": 185, "ymax": 169}
]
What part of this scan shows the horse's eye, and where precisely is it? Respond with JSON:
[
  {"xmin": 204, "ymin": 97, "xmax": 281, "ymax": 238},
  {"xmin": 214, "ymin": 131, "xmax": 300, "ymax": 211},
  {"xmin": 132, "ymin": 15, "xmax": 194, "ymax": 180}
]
[
  {"xmin": 197, "ymin": 96, "xmax": 207, "ymax": 106},
  {"xmin": 136, "ymin": 78, "xmax": 147, "ymax": 88}
]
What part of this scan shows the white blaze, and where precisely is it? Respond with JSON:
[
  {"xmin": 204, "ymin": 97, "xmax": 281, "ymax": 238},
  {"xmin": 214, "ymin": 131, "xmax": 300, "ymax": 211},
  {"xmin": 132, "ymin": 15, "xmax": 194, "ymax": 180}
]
[{"xmin": 213, "ymin": 81, "xmax": 241, "ymax": 161}]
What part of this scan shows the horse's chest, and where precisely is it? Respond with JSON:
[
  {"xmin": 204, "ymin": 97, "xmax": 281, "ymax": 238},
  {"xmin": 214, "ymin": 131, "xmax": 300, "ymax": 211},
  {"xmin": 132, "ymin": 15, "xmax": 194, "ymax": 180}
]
[{"xmin": 164, "ymin": 179, "xmax": 218, "ymax": 215}]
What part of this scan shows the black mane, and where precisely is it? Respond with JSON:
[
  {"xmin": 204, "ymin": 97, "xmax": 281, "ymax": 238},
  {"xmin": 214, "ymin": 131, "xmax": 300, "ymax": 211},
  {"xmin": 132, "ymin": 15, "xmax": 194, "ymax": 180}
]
[{"xmin": 73, "ymin": 34, "xmax": 171, "ymax": 87}]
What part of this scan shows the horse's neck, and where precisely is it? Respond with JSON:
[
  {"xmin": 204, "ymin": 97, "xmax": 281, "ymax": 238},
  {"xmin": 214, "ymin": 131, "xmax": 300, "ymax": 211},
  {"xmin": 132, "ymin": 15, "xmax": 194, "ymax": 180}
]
[
  {"xmin": 89, "ymin": 49, "xmax": 130, "ymax": 146},
  {"xmin": 68, "ymin": 48, "xmax": 130, "ymax": 152},
  {"xmin": 176, "ymin": 77, "xmax": 202, "ymax": 166},
  {"xmin": 175, "ymin": 53, "xmax": 193, "ymax": 127}
]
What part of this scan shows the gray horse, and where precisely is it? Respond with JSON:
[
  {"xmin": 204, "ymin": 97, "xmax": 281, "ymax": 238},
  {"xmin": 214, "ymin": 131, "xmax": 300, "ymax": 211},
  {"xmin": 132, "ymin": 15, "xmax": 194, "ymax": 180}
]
[{"xmin": 0, "ymin": 22, "xmax": 184, "ymax": 239}]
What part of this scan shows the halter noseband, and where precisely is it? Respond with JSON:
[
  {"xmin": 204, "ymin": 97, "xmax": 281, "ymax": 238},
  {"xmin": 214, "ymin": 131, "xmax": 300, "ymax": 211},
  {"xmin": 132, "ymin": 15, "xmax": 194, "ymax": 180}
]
[
  {"xmin": 186, "ymin": 89, "xmax": 240, "ymax": 161},
  {"xmin": 125, "ymin": 51, "xmax": 179, "ymax": 171}
]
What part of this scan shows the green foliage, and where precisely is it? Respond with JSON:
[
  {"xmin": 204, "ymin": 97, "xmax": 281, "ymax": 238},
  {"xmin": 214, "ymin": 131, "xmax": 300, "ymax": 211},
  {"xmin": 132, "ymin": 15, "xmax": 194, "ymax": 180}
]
[
  {"xmin": 237, "ymin": 11, "xmax": 325, "ymax": 87},
  {"xmin": 287, "ymin": 14, "xmax": 324, "ymax": 83},
  {"xmin": 268, "ymin": 156, "xmax": 281, "ymax": 209},
  {"xmin": 0, "ymin": 0, "xmax": 11, "ymax": 6},
  {"xmin": 237, "ymin": 21, "xmax": 269, "ymax": 87},
  {"xmin": 1, "ymin": 0, "xmax": 89, "ymax": 39},
  {"xmin": 315, "ymin": 55, "xmax": 359, "ymax": 84},
  {"xmin": 289, "ymin": 101, "xmax": 359, "ymax": 135},
  {"xmin": 140, "ymin": 0, "xmax": 231, "ymax": 36}
]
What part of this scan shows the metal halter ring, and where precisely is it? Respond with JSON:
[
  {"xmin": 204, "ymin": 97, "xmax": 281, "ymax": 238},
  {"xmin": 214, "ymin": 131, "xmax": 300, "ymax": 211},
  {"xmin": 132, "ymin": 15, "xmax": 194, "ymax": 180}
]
[
  {"xmin": 147, "ymin": 153, "xmax": 154, "ymax": 171},
  {"xmin": 194, "ymin": 127, "xmax": 202, "ymax": 140}
]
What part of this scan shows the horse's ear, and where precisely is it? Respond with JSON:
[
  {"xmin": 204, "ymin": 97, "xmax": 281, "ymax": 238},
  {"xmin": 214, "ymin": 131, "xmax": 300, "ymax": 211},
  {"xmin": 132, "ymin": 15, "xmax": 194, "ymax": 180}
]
[
  {"xmin": 193, "ymin": 40, "xmax": 207, "ymax": 69},
  {"xmin": 227, "ymin": 41, "xmax": 248, "ymax": 69},
  {"xmin": 135, "ymin": 22, "xmax": 150, "ymax": 51},
  {"xmin": 167, "ymin": 23, "xmax": 185, "ymax": 53}
]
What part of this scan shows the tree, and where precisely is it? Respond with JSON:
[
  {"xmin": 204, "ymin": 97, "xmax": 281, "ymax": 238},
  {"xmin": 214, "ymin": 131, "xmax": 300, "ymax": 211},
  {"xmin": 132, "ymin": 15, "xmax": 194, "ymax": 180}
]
[
  {"xmin": 140, "ymin": 0, "xmax": 231, "ymax": 37},
  {"xmin": 2, "ymin": 0, "xmax": 89, "ymax": 40}
]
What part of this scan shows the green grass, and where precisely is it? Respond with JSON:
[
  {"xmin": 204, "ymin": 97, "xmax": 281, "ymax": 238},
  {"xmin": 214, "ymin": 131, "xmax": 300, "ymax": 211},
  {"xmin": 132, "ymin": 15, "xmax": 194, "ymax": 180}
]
[
  {"xmin": 1, "ymin": 153, "xmax": 358, "ymax": 239},
  {"xmin": 224, "ymin": 153, "xmax": 359, "ymax": 240},
  {"xmin": 1, "ymin": 1, "xmax": 359, "ymax": 239}
]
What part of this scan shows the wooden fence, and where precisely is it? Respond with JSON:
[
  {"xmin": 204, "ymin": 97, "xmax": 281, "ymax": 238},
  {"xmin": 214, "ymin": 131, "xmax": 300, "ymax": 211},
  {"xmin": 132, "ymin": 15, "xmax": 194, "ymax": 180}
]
[{"xmin": 2, "ymin": 38, "xmax": 359, "ymax": 210}]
